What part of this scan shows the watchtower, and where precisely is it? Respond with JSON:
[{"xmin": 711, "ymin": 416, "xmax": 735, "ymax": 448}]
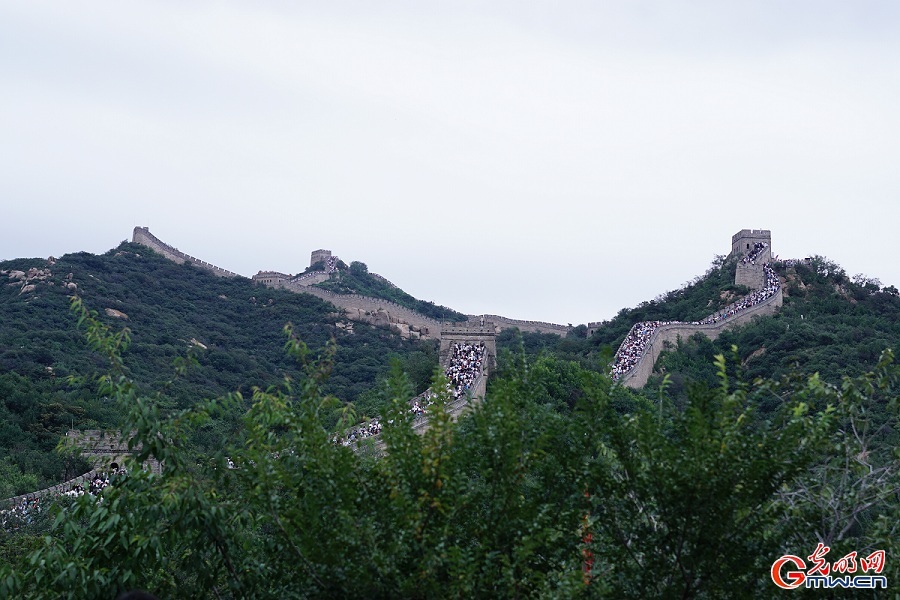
[
  {"xmin": 310, "ymin": 249, "xmax": 332, "ymax": 269},
  {"xmin": 731, "ymin": 229, "xmax": 772, "ymax": 261},
  {"xmin": 62, "ymin": 430, "xmax": 160, "ymax": 474},
  {"xmin": 439, "ymin": 320, "xmax": 497, "ymax": 375},
  {"xmin": 732, "ymin": 229, "xmax": 773, "ymax": 290}
]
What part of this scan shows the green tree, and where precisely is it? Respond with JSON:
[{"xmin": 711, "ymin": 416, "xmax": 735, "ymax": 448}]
[{"xmin": 349, "ymin": 261, "xmax": 368, "ymax": 276}]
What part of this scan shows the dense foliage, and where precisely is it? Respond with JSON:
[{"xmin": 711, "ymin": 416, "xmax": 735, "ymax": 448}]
[
  {"xmin": 0, "ymin": 244, "xmax": 435, "ymax": 490},
  {"xmin": 314, "ymin": 260, "xmax": 468, "ymax": 322},
  {"xmin": 0, "ymin": 304, "xmax": 897, "ymax": 599}
]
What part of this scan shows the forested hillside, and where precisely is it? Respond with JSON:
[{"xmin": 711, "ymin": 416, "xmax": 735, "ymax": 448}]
[
  {"xmin": 2, "ymin": 244, "xmax": 898, "ymax": 597},
  {"xmin": 0, "ymin": 242, "xmax": 437, "ymax": 493}
]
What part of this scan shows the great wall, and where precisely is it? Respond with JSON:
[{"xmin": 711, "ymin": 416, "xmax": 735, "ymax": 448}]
[
  {"xmin": 132, "ymin": 226, "xmax": 571, "ymax": 339},
  {"xmin": 132, "ymin": 227, "xmax": 241, "ymax": 278},
  {"xmin": 130, "ymin": 225, "xmax": 782, "ymax": 387},
  {"xmin": 3, "ymin": 227, "xmax": 785, "ymax": 508},
  {"xmin": 609, "ymin": 229, "xmax": 783, "ymax": 388}
]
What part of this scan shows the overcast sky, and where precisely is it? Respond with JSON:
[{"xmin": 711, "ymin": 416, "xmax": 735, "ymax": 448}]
[{"xmin": 2, "ymin": 1, "xmax": 899, "ymax": 325}]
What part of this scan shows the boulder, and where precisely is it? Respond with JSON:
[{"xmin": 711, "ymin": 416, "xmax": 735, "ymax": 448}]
[
  {"xmin": 19, "ymin": 284, "xmax": 36, "ymax": 294},
  {"xmin": 391, "ymin": 323, "xmax": 411, "ymax": 339},
  {"xmin": 105, "ymin": 308, "xmax": 129, "ymax": 320}
]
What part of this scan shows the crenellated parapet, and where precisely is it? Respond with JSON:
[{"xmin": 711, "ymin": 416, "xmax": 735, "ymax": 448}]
[
  {"xmin": 132, "ymin": 227, "xmax": 241, "ymax": 278},
  {"xmin": 469, "ymin": 314, "xmax": 571, "ymax": 336}
]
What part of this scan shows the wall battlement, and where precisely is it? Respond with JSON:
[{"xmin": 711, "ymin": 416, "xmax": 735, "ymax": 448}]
[{"xmin": 132, "ymin": 227, "xmax": 241, "ymax": 278}]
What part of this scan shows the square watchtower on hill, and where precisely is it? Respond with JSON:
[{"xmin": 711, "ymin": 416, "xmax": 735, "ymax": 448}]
[
  {"xmin": 731, "ymin": 229, "xmax": 772, "ymax": 259},
  {"xmin": 732, "ymin": 229, "xmax": 772, "ymax": 290},
  {"xmin": 310, "ymin": 249, "xmax": 332, "ymax": 269}
]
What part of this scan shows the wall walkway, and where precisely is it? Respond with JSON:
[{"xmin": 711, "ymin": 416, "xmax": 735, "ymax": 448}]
[
  {"xmin": 618, "ymin": 284, "xmax": 783, "ymax": 389},
  {"xmin": 132, "ymin": 227, "xmax": 572, "ymax": 340},
  {"xmin": 3, "ymin": 470, "xmax": 102, "ymax": 510}
]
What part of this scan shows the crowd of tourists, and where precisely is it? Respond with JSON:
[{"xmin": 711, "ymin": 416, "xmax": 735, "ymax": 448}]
[
  {"xmin": 611, "ymin": 264, "xmax": 781, "ymax": 380},
  {"xmin": 334, "ymin": 342, "xmax": 487, "ymax": 446},
  {"xmin": 1, "ymin": 496, "xmax": 42, "ymax": 530},
  {"xmin": 610, "ymin": 320, "xmax": 674, "ymax": 379},
  {"xmin": 339, "ymin": 419, "xmax": 384, "ymax": 445},
  {"xmin": 1, "ymin": 468, "xmax": 125, "ymax": 531},
  {"xmin": 325, "ymin": 256, "xmax": 338, "ymax": 273},
  {"xmin": 740, "ymin": 242, "xmax": 768, "ymax": 264},
  {"xmin": 446, "ymin": 342, "xmax": 486, "ymax": 400},
  {"xmin": 691, "ymin": 265, "xmax": 780, "ymax": 326}
]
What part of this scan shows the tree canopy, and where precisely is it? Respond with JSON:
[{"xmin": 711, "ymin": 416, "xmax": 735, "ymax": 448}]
[{"xmin": 1, "ymin": 301, "xmax": 897, "ymax": 599}]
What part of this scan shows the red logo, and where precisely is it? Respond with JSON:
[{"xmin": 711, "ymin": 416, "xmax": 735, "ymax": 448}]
[
  {"xmin": 771, "ymin": 555, "xmax": 807, "ymax": 589},
  {"xmin": 771, "ymin": 547, "xmax": 887, "ymax": 590}
]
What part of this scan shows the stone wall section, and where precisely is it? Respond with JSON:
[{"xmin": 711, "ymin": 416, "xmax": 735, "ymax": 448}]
[
  {"xmin": 3, "ymin": 470, "xmax": 104, "ymax": 509},
  {"xmin": 132, "ymin": 227, "xmax": 241, "ymax": 278},
  {"xmin": 132, "ymin": 226, "xmax": 572, "ymax": 339},
  {"xmin": 4, "ymin": 430, "xmax": 161, "ymax": 508},
  {"xmin": 470, "ymin": 314, "xmax": 571, "ymax": 336},
  {"xmin": 735, "ymin": 262, "xmax": 766, "ymax": 290},
  {"xmin": 291, "ymin": 272, "xmax": 330, "ymax": 286},
  {"xmin": 620, "ymin": 287, "xmax": 783, "ymax": 389},
  {"xmin": 283, "ymin": 282, "xmax": 444, "ymax": 339}
]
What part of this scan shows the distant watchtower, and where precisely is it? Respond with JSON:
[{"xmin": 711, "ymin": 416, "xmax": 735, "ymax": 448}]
[
  {"xmin": 731, "ymin": 229, "xmax": 772, "ymax": 261},
  {"xmin": 310, "ymin": 249, "xmax": 332, "ymax": 269}
]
